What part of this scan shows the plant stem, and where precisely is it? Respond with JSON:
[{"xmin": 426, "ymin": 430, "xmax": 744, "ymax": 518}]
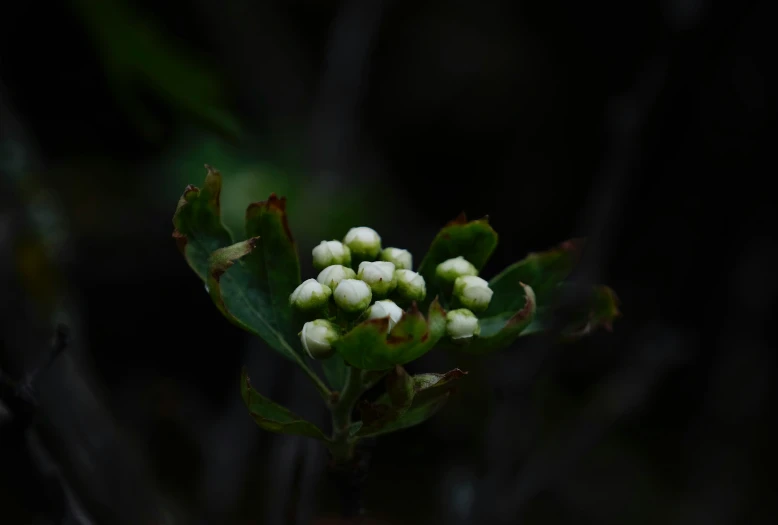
[{"xmin": 329, "ymin": 365, "xmax": 364, "ymax": 462}]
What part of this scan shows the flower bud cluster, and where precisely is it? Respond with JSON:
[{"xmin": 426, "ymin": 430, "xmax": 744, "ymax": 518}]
[
  {"xmin": 289, "ymin": 227, "xmax": 429, "ymax": 358},
  {"xmin": 434, "ymin": 256, "xmax": 495, "ymax": 342}
]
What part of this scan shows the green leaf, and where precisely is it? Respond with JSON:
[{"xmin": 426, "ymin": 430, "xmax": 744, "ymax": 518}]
[
  {"xmin": 240, "ymin": 367, "xmax": 328, "ymax": 440},
  {"xmin": 332, "ymin": 299, "xmax": 447, "ymax": 371},
  {"xmin": 206, "ymin": 239, "xmax": 298, "ymax": 359},
  {"xmin": 485, "ymin": 239, "xmax": 620, "ymax": 339},
  {"xmin": 356, "ymin": 368, "xmax": 467, "ymax": 437},
  {"xmin": 243, "ymin": 194, "xmax": 302, "ymax": 342},
  {"xmin": 417, "ymin": 213, "xmax": 499, "ymax": 307},
  {"xmin": 486, "ymin": 238, "xmax": 583, "ymax": 315},
  {"xmin": 527, "ymin": 284, "xmax": 621, "ymax": 339},
  {"xmin": 172, "ymin": 165, "xmax": 233, "ymax": 281},
  {"xmin": 459, "ymin": 283, "xmax": 537, "ymax": 355}
]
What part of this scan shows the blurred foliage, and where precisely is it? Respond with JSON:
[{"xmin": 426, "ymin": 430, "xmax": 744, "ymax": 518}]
[{"xmin": 68, "ymin": 0, "xmax": 241, "ymax": 141}]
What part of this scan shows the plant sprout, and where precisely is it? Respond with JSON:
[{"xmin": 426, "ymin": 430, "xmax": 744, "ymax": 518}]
[{"xmin": 172, "ymin": 165, "xmax": 619, "ymax": 469}]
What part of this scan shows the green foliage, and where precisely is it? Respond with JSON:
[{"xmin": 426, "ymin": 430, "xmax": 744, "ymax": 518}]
[
  {"xmin": 241, "ymin": 368, "xmax": 328, "ymax": 440},
  {"xmin": 172, "ymin": 166, "xmax": 620, "ymax": 462},
  {"xmin": 331, "ymin": 300, "xmax": 446, "ymax": 371},
  {"xmin": 417, "ymin": 213, "xmax": 498, "ymax": 309},
  {"xmin": 355, "ymin": 368, "xmax": 467, "ymax": 437}
]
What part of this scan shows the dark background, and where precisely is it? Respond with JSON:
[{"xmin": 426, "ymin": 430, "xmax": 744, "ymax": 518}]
[{"xmin": 1, "ymin": 0, "xmax": 775, "ymax": 524}]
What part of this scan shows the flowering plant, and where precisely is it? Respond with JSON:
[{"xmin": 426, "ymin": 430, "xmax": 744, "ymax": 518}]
[{"xmin": 172, "ymin": 166, "xmax": 619, "ymax": 464}]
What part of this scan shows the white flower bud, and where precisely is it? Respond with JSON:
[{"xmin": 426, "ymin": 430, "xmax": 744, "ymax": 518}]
[
  {"xmin": 289, "ymin": 278, "xmax": 332, "ymax": 311},
  {"xmin": 300, "ymin": 319, "xmax": 339, "ymax": 359},
  {"xmin": 333, "ymin": 279, "xmax": 372, "ymax": 313},
  {"xmin": 395, "ymin": 269, "xmax": 426, "ymax": 302},
  {"xmin": 366, "ymin": 299, "xmax": 404, "ymax": 331},
  {"xmin": 343, "ymin": 226, "xmax": 382, "ymax": 259},
  {"xmin": 357, "ymin": 261, "xmax": 397, "ymax": 296},
  {"xmin": 380, "ymin": 247, "xmax": 413, "ymax": 270},
  {"xmin": 446, "ymin": 308, "xmax": 480, "ymax": 340},
  {"xmin": 316, "ymin": 264, "xmax": 357, "ymax": 290},
  {"xmin": 312, "ymin": 240, "xmax": 352, "ymax": 271},
  {"xmin": 453, "ymin": 275, "xmax": 493, "ymax": 312},
  {"xmin": 435, "ymin": 256, "xmax": 478, "ymax": 283}
]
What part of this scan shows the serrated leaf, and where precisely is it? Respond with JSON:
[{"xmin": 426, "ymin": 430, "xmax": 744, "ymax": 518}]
[
  {"xmin": 207, "ymin": 238, "xmax": 298, "ymax": 359},
  {"xmin": 243, "ymin": 195, "xmax": 301, "ymax": 342},
  {"xmin": 172, "ymin": 165, "xmax": 233, "ymax": 281},
  {"xmin": 240, "ymin": 367, "xmax": 328, "ymax": 440},
  {"xmin": 332, "ymin": 299, "xmax": 447, "ymax": 371},
  {"xmin": 526, "ymin": 284, "xmax": 621, "ymax": 339},
  {"xmin": 356, "ymin": 368, "xmax": 467, "ymax": 437},
  {"xmin": 417, "ymin": 213, "xmax": 499, "ymax": 307},
  {"xmin": 485, "ymin": 239, "xmax": 620, "ymax": 339},
  {"xmin": 459, "ymin": 282, "xmax": 537, "ymax": 354},
  {"xmin": 486, "ymin": 239, "xmax": 583, "ymax": 316}
]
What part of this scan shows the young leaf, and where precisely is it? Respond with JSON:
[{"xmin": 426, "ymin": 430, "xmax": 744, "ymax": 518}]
[
  {"xmin": 332, "ymin": 299, "xmax": 447, "ymax": 371},
  {"xmin": 486, "ymin": 239, "xmax": 583, "ymax": 315},
  {"xmin": 485, "ymin": 239, "xmax": 620, "ymax": 339},
  {"xmin": 459, "ymin": 283, "xmax": 537, "ymax": 355},
  {"xmin": 244, "ymin": 195, "xmax": 301, "ymax": 342},
  {"xmin": 207, "ymin": 238, "xmax": 298, "ymax": 359},
  {"xmin": 172, "ymin": 165, "xmax": 233, "ymax": 281},
  {"xmin": 417, "ymin": 213, "xmax": 499, "ymax": 306},
  {"xmin": 356, "ymin": 369, "xmax": 467, "ymax": 437},
  {"xmin": 240, "ymin": 367, "xmax": 328, "ymax": 440},
  {"xmin": 525, "ymin": 284, "xmax": 621, "ymax": 338}
]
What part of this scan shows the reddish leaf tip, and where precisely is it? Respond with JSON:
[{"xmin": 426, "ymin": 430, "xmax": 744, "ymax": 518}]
[
  {"xmin": 446, "ymin": 212, "xmax": 468, "ymax": 227},
  {"xmin": 387, "ymin": 332, "xmax": 414, "ymax": 345},
  {"xmin": 508, "ymin": 284, "xmax": 535, "ymax": 324}
]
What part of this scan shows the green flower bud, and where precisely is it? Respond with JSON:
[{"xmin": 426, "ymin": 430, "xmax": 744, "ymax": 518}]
[
  {"xmin": 312, "ymin": 240, "xmax": 352, "ymax": 271},
  {"xmin": 333, "ymin": 279, "xmax": 372, "ymax": 313},
  {"xmin": 453, "ymin": 275, "xmax": 493, "ymax": 312},
  {"xmin": 343, "ymin": 227, "xmax": 382, "ymax": 259},
  {"xmin": 435, "ymin": 256, "xmax": 478, "ymax": 283},
  {"xmin": 357, "ymin": 261, "xmax": 397, "ymax": 296},
  {"xmin": 300, "ymin": 319, "xmax": 339, "ymax": 359},
  {"xmin": 395, "ymin": 269, "xmax": 426, "ymax": 302},
  {"xmin": 289, "ymin": 279, "xmax": 332, "ymax": 311},
  {"xmin": 316, "ymin": 264, "xmax": 357, "ymax": 290},
  {"xmin": 380, "ymin": 247, "xmax": 413, "ymax": 270},
  {"xmin": 366, "ymin": 299, "xmax": 404, "ymax": 331},
  {"xmin": 446, "ymin": 308, "xmax": 480, "ymax": 341}
]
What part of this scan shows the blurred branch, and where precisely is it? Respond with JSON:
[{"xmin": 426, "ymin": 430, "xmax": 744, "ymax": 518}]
[
  {"xmin": 1, "ymin": 78, "xmax": 178, "ymax": 525},
  {"xmin": 309, "ymin": 0, "xmax": 389, "ymax": 174}
]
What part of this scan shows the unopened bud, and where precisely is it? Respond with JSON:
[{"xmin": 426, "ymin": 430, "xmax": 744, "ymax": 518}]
[
  {"xmin": 446, "ymin": 308, "xmax": 480, "ymax": 341},
  {"xmin": 312, "ymin": 240, "xmax": 352, "ymax": 271},
  {"xmin": 343, "ymin": 227, "xmax": 382, "ymax": 259},
  {"xmin": 289, "ymin": 279, "xmax": 331, "ymax": 311},
  {"xmin": 317, "ymin": 264, "xmax": 357, "ymax": 290},
  {"xmin": 333, "ymin": 279, "xmax": 372, "ymax": 313},
  {"xmin": 357, "ymin": 261, "xmax": 397, "ymax": 296},
  {"xmin": 435, "ymin": 256, "xmax": 478, "ymax": 283},
  {"xmin": 380, "ymin": 247, "xmax": 413, "ymax": 270},
  {"xmin": 366, "ymin": 299, "xmax": 404, "ymax": 331},
  {"xmin": 395, "ymin": 269, "xmax": 426, "ymax": 302},
  {"xmin": 300, "ymin": 319, "xmax": 339, "ymax": 359},
  {"xmin": 453, "ymin": 275, "xmax": 493, "ymax": 312}
]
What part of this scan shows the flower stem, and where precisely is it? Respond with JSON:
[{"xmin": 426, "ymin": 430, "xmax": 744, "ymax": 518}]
[{"xmin": 329, "ymin": 365, "xmax": 364, "ymax": 463}]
